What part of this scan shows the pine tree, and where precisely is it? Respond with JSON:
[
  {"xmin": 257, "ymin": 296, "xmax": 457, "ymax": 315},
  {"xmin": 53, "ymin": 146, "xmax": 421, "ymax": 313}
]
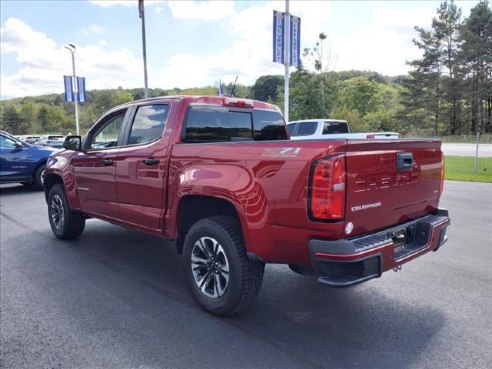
[
  {"xmin": 457, "ymin": 0, "xmax": 492, "ymax": 134},
  {"xmin": 433, "ymin": 0, "xmax": 463, "ymax": 134},
  {"xmin": 407, "ymin": 24, "xmax": 443, "ymax": 136}
]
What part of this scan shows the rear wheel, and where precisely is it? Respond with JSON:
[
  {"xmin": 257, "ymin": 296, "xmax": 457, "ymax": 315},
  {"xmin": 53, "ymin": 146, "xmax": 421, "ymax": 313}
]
[
  {"xmin": 48, "ymin": 184, "xmax": 85, "ymax": 239},
  {"xmin": 183, "ymin": 216, "xmax": 264, "ymax": 315}
]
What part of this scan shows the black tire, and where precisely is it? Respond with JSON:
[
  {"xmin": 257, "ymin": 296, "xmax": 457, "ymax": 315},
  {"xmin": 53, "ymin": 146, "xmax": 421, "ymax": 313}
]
[
  {"xmin": 183, "ymin": 216, "xmax": 264, "ymax": 316},
  {"xmin": 48, "ymin": 184, "xmax": 85, "ymax": 240},
  {"xmin": 33, "ymin": 164, "xmax": 46, "ymax": 190}
]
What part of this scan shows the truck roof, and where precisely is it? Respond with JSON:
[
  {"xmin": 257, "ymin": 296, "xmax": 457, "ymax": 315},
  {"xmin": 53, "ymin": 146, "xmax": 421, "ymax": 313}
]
[{"xmin": 110, "ymin": 95, "xmax": 280, "ymax": 113}]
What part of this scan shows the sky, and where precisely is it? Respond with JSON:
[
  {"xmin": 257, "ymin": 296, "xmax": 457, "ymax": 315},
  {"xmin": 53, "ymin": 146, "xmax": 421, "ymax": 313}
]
[{"xmin": 0, "ymin": 0, "xmax": 479, "ymax": 100}]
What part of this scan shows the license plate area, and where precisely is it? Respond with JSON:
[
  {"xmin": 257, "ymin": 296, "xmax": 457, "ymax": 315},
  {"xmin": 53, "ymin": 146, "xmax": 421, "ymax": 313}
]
[{"xmin": 389, "ymin": 224, "xmax": 420, "ymax": 260}]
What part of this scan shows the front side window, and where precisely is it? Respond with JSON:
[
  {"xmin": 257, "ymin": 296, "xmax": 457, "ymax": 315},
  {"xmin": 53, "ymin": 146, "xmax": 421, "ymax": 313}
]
[
  {"xmin": 128, "ymin": 105, "xmax": 169, "ymax": 145},
  {"xmin": 0, "ymin": 134, "xmax": 18, "ymax": 149},
  {"xmin": 90, "ymin": 110, "xmax": 126, "ymax": 149}
]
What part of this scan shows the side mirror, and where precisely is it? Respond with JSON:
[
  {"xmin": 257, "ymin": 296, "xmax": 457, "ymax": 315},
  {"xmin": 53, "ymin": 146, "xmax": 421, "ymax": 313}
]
[{"xmin": 63, "ymin": 135, "xmax": 82, "ymax": 151}]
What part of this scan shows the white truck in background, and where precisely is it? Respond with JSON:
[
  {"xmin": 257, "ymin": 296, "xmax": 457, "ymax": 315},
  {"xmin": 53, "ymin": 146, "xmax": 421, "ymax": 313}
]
[{"xmin": 287, "ymin": 119, "xmax": 400, "ymax": 140}]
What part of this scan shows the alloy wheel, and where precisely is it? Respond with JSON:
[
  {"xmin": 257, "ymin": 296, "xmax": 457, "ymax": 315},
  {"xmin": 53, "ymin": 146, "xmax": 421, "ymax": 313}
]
[
  {"xmin": 191, "ymin": 236, "xmax": 230, "ymax": 298},
  {"xmin": 50, "ymin": 194, "xmax": 65, "ymax": 231}
]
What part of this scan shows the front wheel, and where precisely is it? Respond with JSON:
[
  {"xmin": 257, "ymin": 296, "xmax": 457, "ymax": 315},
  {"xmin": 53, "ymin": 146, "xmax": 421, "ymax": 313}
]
[
  {"xmin": 183, "ymin": 216, "xmax": 264, "ymax": 315},
  {"xmin": 33, "ymin": 164, "xmax": 46, "ymax": 190},
  {"xmin": 48, "ymin": 184, "xmax": 85, "ymax": 239}
]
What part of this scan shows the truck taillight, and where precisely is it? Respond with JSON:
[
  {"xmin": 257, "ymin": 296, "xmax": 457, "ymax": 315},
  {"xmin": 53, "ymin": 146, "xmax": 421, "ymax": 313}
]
[
  {"xmin": 440, "ymin": 152, "xmax": 445, "ymax": 194},
  {"xmin": 309, "ymin": 155, "xmax": 346, "ymax": 221}
]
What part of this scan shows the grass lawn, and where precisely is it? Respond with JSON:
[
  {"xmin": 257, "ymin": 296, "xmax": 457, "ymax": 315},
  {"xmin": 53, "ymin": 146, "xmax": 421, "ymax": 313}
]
[{"xmin": 445, "ymin": 156, "xmax": 492, "ymax": 183}]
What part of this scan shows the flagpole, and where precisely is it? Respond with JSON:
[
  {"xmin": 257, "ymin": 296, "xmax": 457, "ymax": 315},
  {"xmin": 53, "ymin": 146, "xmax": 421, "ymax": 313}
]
[
  {"xmin": 64, "ymin": 43, "xmax": 79, "ymax": 135},
  {"xmin": 284, "ymin": 0, "xmax": 290, "ymax": 122}
]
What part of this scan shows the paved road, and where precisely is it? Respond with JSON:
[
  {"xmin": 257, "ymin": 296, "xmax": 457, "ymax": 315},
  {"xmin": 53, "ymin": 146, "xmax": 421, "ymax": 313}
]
[
  {"xmin": 1, "ymin": 182, "xmax": 491, "ymax": 369},
  {"xmin": 441, "ymin": 143, "xmax": 492, "ymax": 157}
]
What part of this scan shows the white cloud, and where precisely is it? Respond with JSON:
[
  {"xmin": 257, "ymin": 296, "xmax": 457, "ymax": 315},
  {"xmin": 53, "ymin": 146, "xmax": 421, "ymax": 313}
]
[
  {"xmin": 1, "ymin": 2, "xmax": 445, "ymax": 99},
  {"xmin": 166, "ymin": 0, "xmax": 235, "ymax": 21},
  {"xmin": 327, "ymin": 7, "xmax": 434, "ymax": 75},
  {"xmin": 88, "ymin": 0, "xmax": 137, "ymax": 8},
  {"xmin": 82, "ymin": 24, "xmax": 106, "ymax": 36},
  {"xmin": 0, "ymin": 17, "xmax": 144, "ymax": 98},
  {"xmin": 153, "ymin": 1, "xmax": 333, "ymax": 88}
]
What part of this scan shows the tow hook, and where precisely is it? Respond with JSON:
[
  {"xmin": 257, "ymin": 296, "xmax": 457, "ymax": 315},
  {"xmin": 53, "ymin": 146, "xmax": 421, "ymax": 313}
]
[{"xmin": 393, "ymin": 265, "xmax": 402, "ymax": 272}]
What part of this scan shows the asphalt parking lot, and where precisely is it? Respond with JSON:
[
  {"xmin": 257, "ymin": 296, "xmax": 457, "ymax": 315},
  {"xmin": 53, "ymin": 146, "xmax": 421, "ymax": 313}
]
[
  {"xmin": 1, "ymin": 181, "xmax": 491, "ymax": 369},
  {"xmin": 441, "ymin": 143, "xmax": 492, "ymax": 157}
]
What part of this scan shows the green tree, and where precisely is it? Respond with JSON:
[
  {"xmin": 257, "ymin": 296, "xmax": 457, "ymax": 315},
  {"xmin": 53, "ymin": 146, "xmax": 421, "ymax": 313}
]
[
  {"xmin": 0, "ymin": 104, "xmax": 22, "ymax": 133},
  {"xmin": 286, "ymin": 70, "xmax": 334, "ymax": 120},
  {"xmin": 457, "ymin": 0, "xmax": 492, "ymax": 134},
  {"xmin": 330, "ymin": 106, "xmax": 370, "ymax": 132},
  {"xmin": 37, "ymin": 105, "xmax": 50, "ymax": 133},
  {"xmin": 337, "ymin": 77, "xmax": 380, "ymax": 118},
  {"xmin": 19, "ymin": 100, "xmax": 38, "ymax": 133},
  {"xmin": 434, "ymin": 0, "xmax": 463, "ymax": 134},
  {"xmin": 407, "ymin": 23, "xmax": 443, "ymax": 136},
  {"xmin": 250, "ymin": 75, "xmax": 283, "ymax": 103}
]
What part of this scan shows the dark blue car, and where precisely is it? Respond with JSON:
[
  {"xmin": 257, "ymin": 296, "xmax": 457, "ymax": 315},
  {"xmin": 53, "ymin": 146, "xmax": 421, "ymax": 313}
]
[{"xmin": 0, "ymin": 130, "xmax": 59, "ymax": 189}]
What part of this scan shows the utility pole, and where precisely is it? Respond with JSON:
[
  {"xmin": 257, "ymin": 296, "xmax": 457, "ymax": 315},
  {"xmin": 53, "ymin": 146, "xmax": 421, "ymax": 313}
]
[
  {"xmin": 139, "ymin": 0, "xmax": 149, "ymax": 99},
  {"xmin": 64, "ymin": 43, "xmax": 80, "ymax": 135},
  {"xmin": 284, "ymin": 0, "xmax": 290, "ymax": 122}
]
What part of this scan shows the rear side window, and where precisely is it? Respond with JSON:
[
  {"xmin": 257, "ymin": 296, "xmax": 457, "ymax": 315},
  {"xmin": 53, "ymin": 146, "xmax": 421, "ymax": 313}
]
[
  {"xmin": 128, "ymin": 105, "xmax": 169, "ymax": 145},
  {"xmin": 323, "ymin": 121, "xmax": 349, "ymax": 134},
  {"xmin": 183, "ymin": 105, "xmax": 287, "ymax": 142},
  {"xmin": 253, "ymin": 109, "xmax": 287, "ymax": 140},
  {"xmin": 295, "ymin": 121, "xmax": 317, "ymax": 136}
]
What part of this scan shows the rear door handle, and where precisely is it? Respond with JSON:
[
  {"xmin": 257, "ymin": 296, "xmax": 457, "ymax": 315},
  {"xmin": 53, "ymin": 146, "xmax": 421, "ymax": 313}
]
[
  {"xmin": 102, "ymin": 159, "xmax": 114, "ymax": 166},
  {"xmin": 143, "ymin": 158, "xmax": 160, "ymax": 165}
]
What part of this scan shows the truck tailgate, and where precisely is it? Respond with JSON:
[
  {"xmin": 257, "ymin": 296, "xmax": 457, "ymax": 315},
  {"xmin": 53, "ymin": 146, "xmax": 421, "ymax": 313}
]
[{"xmin": 344, "ymin": 139, "xmax": 443, "ymax": 237}]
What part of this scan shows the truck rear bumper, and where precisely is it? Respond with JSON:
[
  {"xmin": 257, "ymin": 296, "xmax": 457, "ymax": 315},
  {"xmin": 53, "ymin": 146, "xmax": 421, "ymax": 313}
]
[{"xmin": 309, "ymin": 209, "xmax": 450, "ymax": 287}]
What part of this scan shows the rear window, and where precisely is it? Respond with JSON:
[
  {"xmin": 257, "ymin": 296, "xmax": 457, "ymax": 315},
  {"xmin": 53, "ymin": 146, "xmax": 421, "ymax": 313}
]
[
  {"xmin": 183, "ymin": 105, "xmax": 287, "ymax": 142},
  {"xmin": 322, "ymin": 121, "xmax": 349, "ymax": 134}
]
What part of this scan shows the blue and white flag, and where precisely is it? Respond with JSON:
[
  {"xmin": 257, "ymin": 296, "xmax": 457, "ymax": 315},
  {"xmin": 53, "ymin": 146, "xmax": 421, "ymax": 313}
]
[
  {"xmin": 272, "ymin": 10, "xmax": 285, "ymax": 64},
  {"xmin": 77, "ymin": 77, "xmax": 86, "ymax": 103},
  {"xmin": 64, "ymin": 75, "xmax": 74, "ymax": 102},
  {"xmin": 290, "ymin": 15, "xmax": 301, "ymax": 68}
]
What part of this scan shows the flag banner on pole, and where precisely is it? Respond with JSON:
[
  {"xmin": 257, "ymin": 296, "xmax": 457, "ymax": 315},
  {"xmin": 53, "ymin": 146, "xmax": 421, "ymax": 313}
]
[
  {"xmin": 64, "ymin": 75, "xmax": 74, "ymax": 102},
  {"xmin": 290, "ymin": 15, "xmax": 301, "ymax": 68},
  {"xmin": 272, "ymin": 10, "xmax": 285, "ymax": 64},
  {"xmin": 77, "ymin": 77, "xmax": 86, "ymax": 103}
]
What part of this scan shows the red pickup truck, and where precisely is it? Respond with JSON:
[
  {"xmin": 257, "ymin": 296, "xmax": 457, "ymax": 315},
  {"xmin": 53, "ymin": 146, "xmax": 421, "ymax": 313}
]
[{"xmin": 44, "ymin": 96, "xmax": 450, "ymax": 315}]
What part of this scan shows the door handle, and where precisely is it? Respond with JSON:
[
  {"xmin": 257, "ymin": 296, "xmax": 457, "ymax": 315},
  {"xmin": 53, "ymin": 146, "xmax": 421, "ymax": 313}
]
[
  {"xmin": 397, "ymin": 153, "xmax": 413, "ymax": 171},
  {"xmin": 102, "ymin": 159, "xmax": 113, "ymax": 166},
  {"xmin": 143, "ymin": 158, "xmax": 160, "ymax": 165}
]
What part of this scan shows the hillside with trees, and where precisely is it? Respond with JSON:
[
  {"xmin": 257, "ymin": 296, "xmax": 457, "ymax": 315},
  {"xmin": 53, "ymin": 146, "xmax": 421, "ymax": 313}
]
[{"xmin": 1, "ymin": 0, "xmax": 490, "ymax": 139}]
